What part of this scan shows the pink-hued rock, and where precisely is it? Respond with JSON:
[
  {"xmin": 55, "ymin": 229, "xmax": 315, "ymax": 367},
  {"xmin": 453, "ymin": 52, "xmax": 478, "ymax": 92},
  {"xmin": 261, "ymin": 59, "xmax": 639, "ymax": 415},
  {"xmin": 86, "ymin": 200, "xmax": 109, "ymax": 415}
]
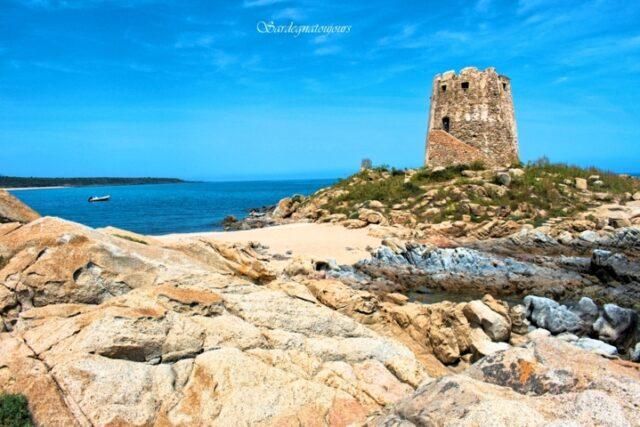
[
  {"xmin": 0, "ymin": 216, "xmax": 428, "ymax": 426},
  {"xmin": 370, "ymin": 337, "xmax": 640, "ymax": 426},
  {"xmin": 0, "ymin": 190, "xmax": 39, "ymax": 224}
]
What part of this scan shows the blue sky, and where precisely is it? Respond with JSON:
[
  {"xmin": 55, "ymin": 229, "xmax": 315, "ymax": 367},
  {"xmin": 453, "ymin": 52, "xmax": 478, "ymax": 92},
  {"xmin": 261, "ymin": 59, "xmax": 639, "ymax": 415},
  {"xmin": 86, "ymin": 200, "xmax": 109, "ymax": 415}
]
[{"xmin": 1, "ymin": 0, "xmax": 639, "ymax": 180}]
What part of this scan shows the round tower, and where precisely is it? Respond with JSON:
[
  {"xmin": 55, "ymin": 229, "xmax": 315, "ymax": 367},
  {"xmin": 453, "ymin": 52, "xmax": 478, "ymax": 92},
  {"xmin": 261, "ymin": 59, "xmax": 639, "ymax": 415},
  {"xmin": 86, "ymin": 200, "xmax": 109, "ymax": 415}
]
[{"xmin": 425, "ymin": 67, "xmax": 519, "ymax": 168}]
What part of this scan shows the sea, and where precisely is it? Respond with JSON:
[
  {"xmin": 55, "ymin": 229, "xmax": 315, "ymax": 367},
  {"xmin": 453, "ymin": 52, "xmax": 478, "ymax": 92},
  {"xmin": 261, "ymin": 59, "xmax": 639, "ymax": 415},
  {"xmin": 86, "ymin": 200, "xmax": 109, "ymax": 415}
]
[{"xmin": 9, "ymin": 179, "xmax": 335, "ymax": 235}]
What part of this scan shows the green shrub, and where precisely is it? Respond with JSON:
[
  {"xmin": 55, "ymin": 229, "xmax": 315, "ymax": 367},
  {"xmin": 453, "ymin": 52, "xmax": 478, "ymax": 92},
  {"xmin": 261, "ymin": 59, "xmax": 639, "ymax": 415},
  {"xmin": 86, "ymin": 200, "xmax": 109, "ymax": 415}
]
[
  {"xmin": 390, "ymin": 167, "xmax": 406, "ymax": 176},
  {"xmin": 0, "ymin": 394, "xmax": 33, "ymax": 427},
  {"xmin": 333, "ymin": 175, "xmax": 422, "ymax": 205},
  {"xmin": 468, "ymin": 160, "xmax": 486, "ymax": 171},
  {"xmin": 314, "ymin": 157, "xmax": 639, "ymax": 225},
  {"xmin": 523, "ymin": 158, "xmax": 636, "ymax": 194},
  {"xmin": 412, "ymin": 164, "xmax": 467, "ymax": 183},
  {"xmin": 372, "ymin": 164, "xmax": 390, "ymax": 172}
]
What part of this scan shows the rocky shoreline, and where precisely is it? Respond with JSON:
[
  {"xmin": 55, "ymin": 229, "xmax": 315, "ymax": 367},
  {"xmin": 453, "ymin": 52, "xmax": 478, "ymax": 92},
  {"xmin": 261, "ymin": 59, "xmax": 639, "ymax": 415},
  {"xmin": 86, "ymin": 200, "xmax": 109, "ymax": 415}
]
[
  {"xmin": 280, "ymin": 242, "xmax": 640, "ymax": 361},
  {"xmin": 1, "ymin": 179, "xmax": 640, "ymax": 425}
]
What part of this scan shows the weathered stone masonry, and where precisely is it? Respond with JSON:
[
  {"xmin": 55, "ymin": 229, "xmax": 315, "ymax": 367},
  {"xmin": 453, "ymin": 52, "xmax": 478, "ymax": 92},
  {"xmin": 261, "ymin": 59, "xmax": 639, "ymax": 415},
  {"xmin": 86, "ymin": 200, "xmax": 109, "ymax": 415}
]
[{"xmin": 425, "ymin": 67, "xmax": 519, "ymax": 168}]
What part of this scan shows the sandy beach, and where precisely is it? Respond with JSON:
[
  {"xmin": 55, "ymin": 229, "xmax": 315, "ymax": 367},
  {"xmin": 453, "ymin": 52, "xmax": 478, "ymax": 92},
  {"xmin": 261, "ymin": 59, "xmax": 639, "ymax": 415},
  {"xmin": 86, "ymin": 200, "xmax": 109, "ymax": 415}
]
[{"xmin": 157, "ymin": 222, "xmax": 381, "ymax": 265}]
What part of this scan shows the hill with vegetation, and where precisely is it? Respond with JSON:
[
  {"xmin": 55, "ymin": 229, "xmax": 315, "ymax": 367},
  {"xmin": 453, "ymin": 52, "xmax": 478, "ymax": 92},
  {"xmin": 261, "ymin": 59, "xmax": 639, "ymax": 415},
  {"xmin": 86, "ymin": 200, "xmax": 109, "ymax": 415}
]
[
  {"xmin": 0, "ymin": 176, "xmax": 184, "ymax": 188},
  {"xmin": 266, "ymin": 158, "xmax": 640, "ymax": 239}
]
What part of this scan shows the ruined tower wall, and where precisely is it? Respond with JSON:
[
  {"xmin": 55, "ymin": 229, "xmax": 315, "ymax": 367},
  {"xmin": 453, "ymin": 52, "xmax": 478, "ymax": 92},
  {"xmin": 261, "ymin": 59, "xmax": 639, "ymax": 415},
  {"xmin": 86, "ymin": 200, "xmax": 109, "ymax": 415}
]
[{"xmin": 425, "ymin": 67, "xmax": 519, "ymax": 168}]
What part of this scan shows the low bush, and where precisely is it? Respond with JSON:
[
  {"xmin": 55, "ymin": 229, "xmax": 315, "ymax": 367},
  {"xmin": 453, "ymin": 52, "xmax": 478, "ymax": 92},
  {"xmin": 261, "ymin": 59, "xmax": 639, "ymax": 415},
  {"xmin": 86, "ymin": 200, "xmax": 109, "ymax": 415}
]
[
  {"xmin": 468, "ymin": 160, "xmax": 487, "ymax": 171},
  {"xmin": 524, "ymin": 158, "xmax": 636, "ymax": 194},
  {"xmin": 412, "ymin": 164, "xmax": 468, "ymax": 183},
  {"xmin": 312, "ymin": 157, "xmax": 639, "ymax": 226},
  {"xmin": 0, "ymin": 394, "xmax": 33, "ymax": 427}
]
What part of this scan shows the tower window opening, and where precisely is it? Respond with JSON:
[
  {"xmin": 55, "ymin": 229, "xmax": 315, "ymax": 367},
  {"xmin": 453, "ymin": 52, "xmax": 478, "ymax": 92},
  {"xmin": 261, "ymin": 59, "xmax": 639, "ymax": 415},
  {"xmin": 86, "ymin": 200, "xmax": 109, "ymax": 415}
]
[
  {"xmin": 442, "ymin": 117, "xmax": 450, "ymax": 132},
  {"xmin": 461, "ymin": 82, "xmax": 469, "ymax": 90},
  {"xmin": 441, "ymin": 84, "xmax": 447, "ymax": 92},
  {"xmin": 503, "ymin": 83, "xmax": 508, "ymax": 91}
]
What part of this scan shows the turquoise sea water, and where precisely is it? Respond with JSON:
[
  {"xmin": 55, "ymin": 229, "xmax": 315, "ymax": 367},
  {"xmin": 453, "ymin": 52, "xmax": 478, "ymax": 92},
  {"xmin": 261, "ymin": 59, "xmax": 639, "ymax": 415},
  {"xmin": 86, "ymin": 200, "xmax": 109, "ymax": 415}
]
[{"xmin": 10, "ymin": 180, "xmax": 335, "ymax": 235}]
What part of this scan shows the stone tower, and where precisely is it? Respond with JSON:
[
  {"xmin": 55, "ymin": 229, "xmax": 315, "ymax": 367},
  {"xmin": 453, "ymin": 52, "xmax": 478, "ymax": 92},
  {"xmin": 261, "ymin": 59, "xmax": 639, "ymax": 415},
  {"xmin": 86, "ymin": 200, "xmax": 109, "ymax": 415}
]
[{"xmin": 425, "ymin": 67, "xmax": 519, "ymax": 168}]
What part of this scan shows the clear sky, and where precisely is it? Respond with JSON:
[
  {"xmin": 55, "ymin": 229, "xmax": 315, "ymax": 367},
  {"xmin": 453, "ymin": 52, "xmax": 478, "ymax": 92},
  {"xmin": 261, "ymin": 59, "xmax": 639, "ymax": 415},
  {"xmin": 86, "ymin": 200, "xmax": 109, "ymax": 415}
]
[{"xmin": 1, "ymin": 0, "xmax": 639, "ymax": 180}]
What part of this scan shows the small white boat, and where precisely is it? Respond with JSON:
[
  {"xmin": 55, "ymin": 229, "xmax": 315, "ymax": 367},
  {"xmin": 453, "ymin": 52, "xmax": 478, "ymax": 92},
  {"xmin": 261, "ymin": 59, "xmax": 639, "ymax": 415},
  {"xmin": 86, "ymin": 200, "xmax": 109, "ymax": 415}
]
[{"xmin": 88, "ymin": 195, "xmax": 111, "ymax": 202}]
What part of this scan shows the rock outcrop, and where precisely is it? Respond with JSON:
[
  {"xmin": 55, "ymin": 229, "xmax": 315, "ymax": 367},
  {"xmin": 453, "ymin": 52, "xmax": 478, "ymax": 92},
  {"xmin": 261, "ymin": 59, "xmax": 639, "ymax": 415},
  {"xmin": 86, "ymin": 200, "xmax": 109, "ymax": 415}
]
[
  {"xmin": 316, "ymin": 226, "xmax": 640, "ymax": 310},
  {"xmin": 236, "ymin": 161, "xmax": 640, "ymax": 246},
  {"xmin": 300, "ymin": 280, "xmax": 530, "ymax": 369},
  {"xmin": 524, "ymin": 295, "xmax": 586, "ymax": 335},
  {"xmin": 369, "ymin": 336, "xmax": 640, "ymax": 426},
  {"xmin": 0, "ymin": 217, "xmax": 428, "ymax": 426},
  {"xmin": 2, "ymin": 195, "xmax": 640, "ymax": 425},
  {"xmin": 0, "ymin": 190, "xmax": 39, "ymax": 224},
  {"xmin": 353, "ymin": 241, "xmax": 588, "ymax": 298}
]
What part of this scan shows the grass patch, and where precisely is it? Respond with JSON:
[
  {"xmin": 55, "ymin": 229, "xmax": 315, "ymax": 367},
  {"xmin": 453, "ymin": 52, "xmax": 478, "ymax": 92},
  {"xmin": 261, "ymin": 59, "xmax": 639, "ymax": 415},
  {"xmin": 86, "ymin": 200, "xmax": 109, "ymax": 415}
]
[
  {"xmin": 332, "ymin": 174, "xmax": 422, "ymax": 206},
  {"xmin": 412, "ymin": 164, "xmax": 469, "ymax": 183},
  {"xmin": 524, "ymin": 157, "xmax": 636, "ymax": 195},
  {"xmin": 306, "ymin": 158, "xmax": 639, "ymax": 226},
  {"xmin": 468, "ymin": 160, "xmax": 487, "ymax": 171},
  {"xmin": 0, "ymin": 394, "xmax": 33, "ymax": 427}
]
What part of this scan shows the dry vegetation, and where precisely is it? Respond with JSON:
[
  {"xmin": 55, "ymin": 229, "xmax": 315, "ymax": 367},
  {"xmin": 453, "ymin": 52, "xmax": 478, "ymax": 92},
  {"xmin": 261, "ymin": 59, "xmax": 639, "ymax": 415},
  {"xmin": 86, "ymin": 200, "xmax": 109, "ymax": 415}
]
[{"xmin": 299, "ymin": 159, "xmax": 639, "ymax": 228}]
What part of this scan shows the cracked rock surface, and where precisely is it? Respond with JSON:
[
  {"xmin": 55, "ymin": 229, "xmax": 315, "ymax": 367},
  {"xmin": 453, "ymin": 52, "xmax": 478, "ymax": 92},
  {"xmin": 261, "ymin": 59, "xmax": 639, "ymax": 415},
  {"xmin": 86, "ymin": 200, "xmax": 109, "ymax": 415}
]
[
  {"xmin": 2, "ymin": 198, "xmax": 640, "ymax": 426},
  {"xmin": 369, "ymin": 337, "xmax": 640, "ymax": 426},
  {"xmin": 0, "ymin": 217, "xmax": 427, "ymax": 426}
]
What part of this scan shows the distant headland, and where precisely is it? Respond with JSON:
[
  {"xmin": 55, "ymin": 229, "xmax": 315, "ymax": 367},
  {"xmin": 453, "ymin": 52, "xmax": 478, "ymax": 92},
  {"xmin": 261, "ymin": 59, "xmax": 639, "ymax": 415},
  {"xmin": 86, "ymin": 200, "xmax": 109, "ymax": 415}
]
[{"xmin": 0, "ymin": 176, "xmax": 184, "ymax": 189}]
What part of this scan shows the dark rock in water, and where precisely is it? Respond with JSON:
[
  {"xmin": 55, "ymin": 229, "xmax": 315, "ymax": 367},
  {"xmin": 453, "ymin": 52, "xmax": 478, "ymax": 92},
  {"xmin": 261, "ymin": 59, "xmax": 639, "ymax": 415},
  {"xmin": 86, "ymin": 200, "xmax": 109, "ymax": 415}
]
[
  {"xmin": 591, "ymin": 249, "xmax": 640, "ymax": 283},
  {"xmin": 247, "ymin": 204, "xmax": 275, "ymax": 215},
  {"xmin": 323, "ymin": 236, "xmax": 640, "ymax": 356},
  {"xmin": 523, "ymin": 296, "xmax": 584, "ymax": 335},
  {"xmin": 359, "ymin": 244, "xmax": 588, "ymax": 298},
  {"xmin": 222, "ymin": 215, "xmax": 237, "ymax": 226},
  {"xmin": 223, "ymin": 211, "xmax": 279, "ymax": 231},
  {"xmin": 362, "ymin": 227, "xmax": 640, "ymax": 308},
  {"xmin": 222, "ymin": 203, "xmax": 281, "ymax": 231},
  {"xmin": 593, "ymin": 303, "xmax": 638, "ymax": 349}
]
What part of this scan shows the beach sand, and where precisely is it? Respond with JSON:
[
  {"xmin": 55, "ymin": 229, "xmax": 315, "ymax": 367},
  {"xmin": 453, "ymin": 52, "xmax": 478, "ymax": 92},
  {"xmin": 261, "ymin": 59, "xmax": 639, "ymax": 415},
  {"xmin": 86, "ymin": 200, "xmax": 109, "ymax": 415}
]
[{"xmin": 157, "ymin": 222, "xmax": 381, "ymax": 265}]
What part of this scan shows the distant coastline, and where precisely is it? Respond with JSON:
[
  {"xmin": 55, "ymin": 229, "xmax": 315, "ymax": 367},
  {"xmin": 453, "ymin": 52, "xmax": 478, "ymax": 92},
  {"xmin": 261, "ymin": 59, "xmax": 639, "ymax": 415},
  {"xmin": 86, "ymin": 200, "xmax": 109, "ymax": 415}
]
[
  {"xmin": 0, "ymin": 176, "xmax": 184, "ymax": 189},
  {"xmin": 4, "ymin": 186, "xmax": 68, "ymax": 191}
]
